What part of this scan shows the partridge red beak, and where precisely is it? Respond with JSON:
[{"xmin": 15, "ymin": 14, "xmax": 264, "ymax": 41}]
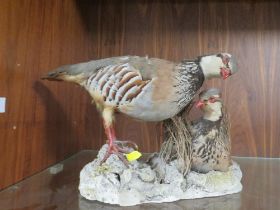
[
  {"xmin": 220, "ymin": 68, "xmax": 231, "ymax": 80},
  {"xmin": 195, "ymin": 100, "xmax": 204, "ymax": 109}
]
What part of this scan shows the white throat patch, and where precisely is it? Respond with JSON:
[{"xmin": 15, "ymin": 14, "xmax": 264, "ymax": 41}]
[
  {"xmin": 200, "ymin": 56, "xmax": 223, "ymax": 79},
  {"xmin": 203, "ymin": 102, "xmax": 222, "ymax": 121}
]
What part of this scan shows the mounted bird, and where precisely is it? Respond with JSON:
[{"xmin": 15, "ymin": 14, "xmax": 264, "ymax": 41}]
[
  {"xmin": 191, "ymin": 88, "xmax": 232, "ymax": 173},
  {"xmin": 42, "ymin": 53, "xmax": 237, "ymax": 165}
]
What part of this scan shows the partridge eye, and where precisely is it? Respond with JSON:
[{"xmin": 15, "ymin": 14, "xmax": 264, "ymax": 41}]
[
  {"xmin": 225, "ymin": 59, "xmax": 230, "ymax": 68},
  {"xmin": 225, "ymin": 57, "xmax": 230, "ymax": 64},
  {"xmin": 222, "ymin": 56, "xmax": 230, "ymax": 66},
  {"xmin": 209, "ymin": 97, "xmax": 216, "ymax": 103}
]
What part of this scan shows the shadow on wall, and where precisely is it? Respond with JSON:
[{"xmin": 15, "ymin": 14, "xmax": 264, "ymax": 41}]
[
  {"xmin": 33, "ymin": 81, "xmax": 79, "ymax": 160},
  {"xmin": 74, "ymin": 0, "xmax": 279, "ymax": 35}
]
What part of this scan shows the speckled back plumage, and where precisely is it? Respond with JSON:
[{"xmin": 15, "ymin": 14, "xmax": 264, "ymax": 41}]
[{"xmin": 191, "ymin": 106, "xmax": 231, "ymax": 173}]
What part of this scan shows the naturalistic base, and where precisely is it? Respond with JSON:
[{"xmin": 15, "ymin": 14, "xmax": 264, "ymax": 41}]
[{"xmin": 79, "ymin": 145, "xmax": 242, "ymax": 206}]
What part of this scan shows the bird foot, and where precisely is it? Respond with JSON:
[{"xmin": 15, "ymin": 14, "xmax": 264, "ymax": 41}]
[
  {"xmin": 110, "ymin": 140, "xmax": 138, "ymax": 151},
  {"xmin": 100, "ymin": 140, "xmax": 139, "ymax": 167}
]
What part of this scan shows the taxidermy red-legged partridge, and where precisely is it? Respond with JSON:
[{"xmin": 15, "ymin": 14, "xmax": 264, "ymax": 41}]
[
  {"xmin": 191, "ymin": 88, "xmax": 231, "ymax": 173},
  {"xmin": 42, "ymin": 53, "xmax": 237, "ymax": 165}
]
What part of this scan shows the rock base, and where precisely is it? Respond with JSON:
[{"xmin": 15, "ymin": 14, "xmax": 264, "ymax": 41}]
[{"xmin": 79, "ymin": 145, "xmax": 242, "ymax": 206}]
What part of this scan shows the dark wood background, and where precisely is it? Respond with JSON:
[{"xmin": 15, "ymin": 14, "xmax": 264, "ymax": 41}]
[{"xmin": 0, "ymin": 0, "xmax": 280, "ymax": 190}]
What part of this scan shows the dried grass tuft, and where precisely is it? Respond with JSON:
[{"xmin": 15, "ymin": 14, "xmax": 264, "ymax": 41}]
[{"xmin": 159, "ymin": 105, "xmax": 194, "ymax": 176}]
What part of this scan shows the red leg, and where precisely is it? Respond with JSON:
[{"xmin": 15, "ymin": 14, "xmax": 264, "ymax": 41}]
[
  {"xmin": 100, "ymin": 124, "xmax": 130, "ymax": 166},
  {"xmin": 105, "ymin": 125, "xmax": 116, "ymax": 146}
]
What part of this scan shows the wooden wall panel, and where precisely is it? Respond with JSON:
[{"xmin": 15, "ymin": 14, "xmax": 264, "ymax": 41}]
[
  {"xmin": 0, "ymin": 0, "xmax": 99, "ymax": 190},
  {"xmin": 0, "ymin": 0, "xmax": 280, "ymax": 189}
]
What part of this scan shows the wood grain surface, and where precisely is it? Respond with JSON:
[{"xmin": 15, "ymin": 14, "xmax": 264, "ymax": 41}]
[{"xmin": 0, "ymin": 0, "xmax": 280, "ymax": 189}]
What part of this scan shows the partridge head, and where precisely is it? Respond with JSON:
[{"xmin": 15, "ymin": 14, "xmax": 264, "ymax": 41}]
[
  {"xmin": 195, "ymin": 88, "xmax": 223, "ymax": 121},
  {"xmin": 199, "ymin": 53, "xmax": 237, "ymax": 80}
]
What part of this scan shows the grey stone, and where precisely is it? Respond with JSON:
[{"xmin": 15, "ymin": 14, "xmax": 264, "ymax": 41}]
[{"xmin": 79, "ymin": 145, "xmax": 242, "ymax": 206}]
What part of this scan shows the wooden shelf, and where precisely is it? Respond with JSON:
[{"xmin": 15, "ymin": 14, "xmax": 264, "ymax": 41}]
[{"xmin": 0, "ymin": 151, "xmax": 279, "ymax": 210}]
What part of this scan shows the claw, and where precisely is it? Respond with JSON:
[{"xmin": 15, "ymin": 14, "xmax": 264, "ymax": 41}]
[
  {"xmin": 101, "ymin": 122, "xmax": 138, "ymax": 167},
  {"xmin": 113, "ymin": 150, "xmax": 129, "ymax": 166},
  {"xmin": 114, "ymin": 140, "xmax": 138, "ymax": 151},
  {"xmin": 100, "ymin": 141, "xmax": 137, "ymax": 167}
]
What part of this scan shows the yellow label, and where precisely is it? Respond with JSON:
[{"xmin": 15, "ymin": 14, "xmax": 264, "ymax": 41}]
[{"xmin": 125, "ymin": 151, "xmax": 142, "ymax": 161}]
